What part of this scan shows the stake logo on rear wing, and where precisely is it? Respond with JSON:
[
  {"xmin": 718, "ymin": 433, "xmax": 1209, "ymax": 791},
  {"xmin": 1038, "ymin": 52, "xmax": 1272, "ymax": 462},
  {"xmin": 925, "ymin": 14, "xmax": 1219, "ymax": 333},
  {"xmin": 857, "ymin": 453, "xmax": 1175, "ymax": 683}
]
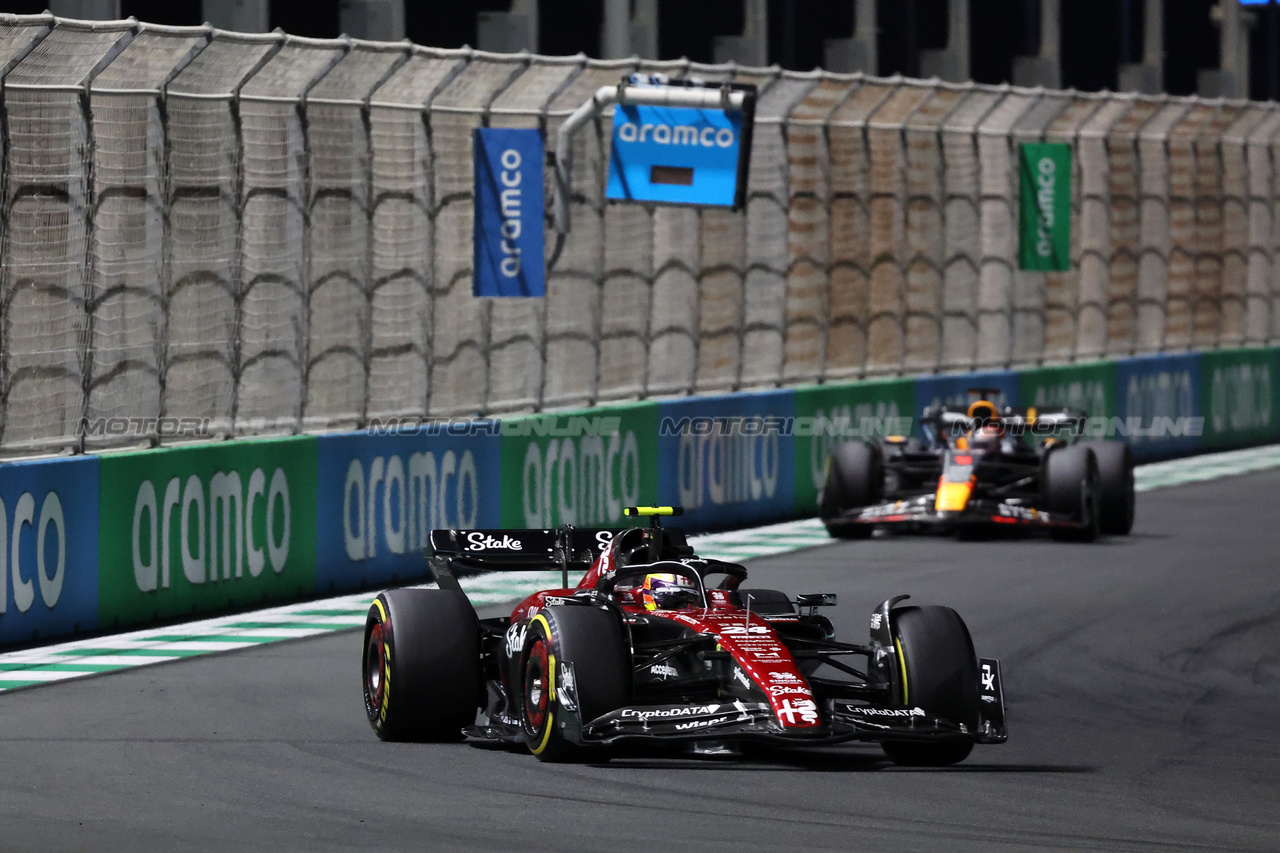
[
  {"xmin": 425, "ymin": 527, "xmax": 625, "ymax": 591},
  {"xmin": 424, "ymin": 508, "xmax": 687, "ymax": 593}
]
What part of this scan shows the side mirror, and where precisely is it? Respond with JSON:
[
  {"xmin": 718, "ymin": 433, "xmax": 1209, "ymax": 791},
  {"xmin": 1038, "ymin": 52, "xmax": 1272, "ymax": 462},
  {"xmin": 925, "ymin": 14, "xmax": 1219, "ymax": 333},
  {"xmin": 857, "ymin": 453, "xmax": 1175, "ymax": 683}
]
[{"xmin": 795, "ymin": 593, "xmax": 837, "ymax": 608}]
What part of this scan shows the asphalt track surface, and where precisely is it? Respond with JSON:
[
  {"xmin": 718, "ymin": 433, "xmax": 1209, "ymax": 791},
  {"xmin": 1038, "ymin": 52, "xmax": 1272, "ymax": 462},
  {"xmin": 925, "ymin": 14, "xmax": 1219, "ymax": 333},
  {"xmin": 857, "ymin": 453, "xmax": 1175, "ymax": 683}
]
[{"xmin": 3, "ymin": 472, "xmax": 1279, "ymax": 852}]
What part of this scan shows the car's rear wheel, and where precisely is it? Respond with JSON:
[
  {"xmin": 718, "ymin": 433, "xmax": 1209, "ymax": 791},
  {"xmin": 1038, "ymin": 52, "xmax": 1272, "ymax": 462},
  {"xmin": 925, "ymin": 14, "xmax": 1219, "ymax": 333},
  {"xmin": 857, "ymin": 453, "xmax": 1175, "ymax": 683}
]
[
  {"xmin": 1043, "ymin": 445, "xmax": 1100, "ymax": 542},
  {"xmin": 520, "ymin": 605, "xmax": 630, "ymax": 762},
  {"xmin": 362, "ymin": 589, "xmax": 482, "ymax": 742},
  {"xmin": 881, "ymin": 605, "xmax": 980, "ymax": 767},
  {"xmin": 820, "ymin": 442, "xmax": 882, "ymax": 539},
  {"xmin": 1084, "ymin": 440, "xmax": 1135, "ymax": 535}
]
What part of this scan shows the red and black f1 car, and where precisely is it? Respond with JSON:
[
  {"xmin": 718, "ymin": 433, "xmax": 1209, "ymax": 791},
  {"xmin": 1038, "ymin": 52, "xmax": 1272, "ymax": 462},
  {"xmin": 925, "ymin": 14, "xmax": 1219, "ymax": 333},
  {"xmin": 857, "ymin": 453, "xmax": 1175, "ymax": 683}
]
[
  {"xmin": 362, "ymin": 507, "xmax": 1006, "ymax": 764},
  {"xmin": 820, "ymin": 393, "xmax": 1135, "ymax": 541}
]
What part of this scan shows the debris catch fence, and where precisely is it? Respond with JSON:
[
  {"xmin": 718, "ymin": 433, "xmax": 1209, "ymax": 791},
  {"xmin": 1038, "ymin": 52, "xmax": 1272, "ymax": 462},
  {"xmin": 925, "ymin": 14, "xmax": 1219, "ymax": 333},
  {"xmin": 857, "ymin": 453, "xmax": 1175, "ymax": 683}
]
[{"xmin": 2, "ymin": 13, "xmax": 1277, "ymax": 455}]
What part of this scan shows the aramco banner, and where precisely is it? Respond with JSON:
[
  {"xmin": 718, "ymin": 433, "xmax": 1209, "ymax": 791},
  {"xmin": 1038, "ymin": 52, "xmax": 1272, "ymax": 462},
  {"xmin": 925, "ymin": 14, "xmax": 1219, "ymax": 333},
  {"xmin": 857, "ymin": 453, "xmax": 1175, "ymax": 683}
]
[
  {"xmin": 98, "ymin": 438, "xmax": 317, "ymax": 629},
  {"xmin": 606, "ymin": 104, "xmax": 746, "ymax": 207},
  {"xmin": 474, "ymin": 127, "xmax": 545, "ymax": 297},
  {"xmin": 315, "ymin": 429, "xmax": 500, "ymax": 593},
  {"xmin": 1019, "ymin": 142, "xmax": 1072, "ymax": 271},
  {"xmin": 0, "ymin": 456, "xmax": 99, "ymax": 645}
]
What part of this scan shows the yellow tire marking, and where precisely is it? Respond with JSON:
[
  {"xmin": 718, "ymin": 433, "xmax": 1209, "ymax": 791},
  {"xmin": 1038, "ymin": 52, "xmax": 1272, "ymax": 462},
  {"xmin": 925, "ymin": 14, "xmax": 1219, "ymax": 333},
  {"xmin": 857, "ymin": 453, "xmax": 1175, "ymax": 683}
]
[
  {"xmin": 895, "ymin": 636, "xmax": 909, "ymax": 706},
  {"xmin": 372, "ymin": 597, "xmax": 391, "ymax": 723},
  {"xmin": 528, "ymin": 614, "xmax": 556, "ymax": 756}
]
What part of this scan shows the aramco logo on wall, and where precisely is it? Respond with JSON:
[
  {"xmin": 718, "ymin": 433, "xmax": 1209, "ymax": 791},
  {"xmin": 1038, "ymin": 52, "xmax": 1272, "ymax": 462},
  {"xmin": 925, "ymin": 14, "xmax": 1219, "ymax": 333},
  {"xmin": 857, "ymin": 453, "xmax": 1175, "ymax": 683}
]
[
  {"xmin": 1018, "ymin": 142, "xmax": 1072, "ymax": 272},
  {"xmin": 342, "ymin": 450, "xmax": 480, "ymax": 562},
  {"xmin": 1, "ymin": 491, "xmax": 66, "ymax": 612},
  {"xmin": 131, "ymin": 468, "xmax": 292, "ymax": 592},
  {"xmin": 520, "ymin": 432, "xmax": 641, "ymax": 528}
]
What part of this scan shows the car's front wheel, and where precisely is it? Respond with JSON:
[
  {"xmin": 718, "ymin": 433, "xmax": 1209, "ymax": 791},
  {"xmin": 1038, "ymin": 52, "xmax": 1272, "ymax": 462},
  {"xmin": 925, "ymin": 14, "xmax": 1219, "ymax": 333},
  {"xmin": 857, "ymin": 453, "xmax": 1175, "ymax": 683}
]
[
  {"xmin": 520, "ymin": 604, "xmax": 630, "ymax": 762},
  {"xmin": 881, "ymin": 605, "xmax": 980, "ymax": 767},
  {"xmin": 1043, "ymin": 445, "xmax": 1100, "ymax": 542},
  {"xmin": 1084, "ymin": 440, "xmax": 1135, "ymax": 535}
]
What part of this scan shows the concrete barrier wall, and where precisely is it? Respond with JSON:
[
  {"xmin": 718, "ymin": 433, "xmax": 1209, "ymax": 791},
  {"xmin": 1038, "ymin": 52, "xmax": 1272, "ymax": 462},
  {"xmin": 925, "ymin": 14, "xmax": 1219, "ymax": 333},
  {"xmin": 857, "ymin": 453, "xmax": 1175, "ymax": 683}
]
[{"xmin": 2, "ymin": 345, "xmax": 1275, "ymax": 646}]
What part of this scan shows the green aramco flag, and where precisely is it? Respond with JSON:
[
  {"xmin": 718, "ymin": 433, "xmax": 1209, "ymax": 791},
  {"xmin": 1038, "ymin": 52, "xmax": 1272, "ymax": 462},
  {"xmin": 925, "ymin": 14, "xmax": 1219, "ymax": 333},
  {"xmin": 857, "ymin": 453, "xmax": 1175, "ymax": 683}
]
[{"xmin": 1019, "ymin": 142, "xmax": 1072, "ymax": 271}]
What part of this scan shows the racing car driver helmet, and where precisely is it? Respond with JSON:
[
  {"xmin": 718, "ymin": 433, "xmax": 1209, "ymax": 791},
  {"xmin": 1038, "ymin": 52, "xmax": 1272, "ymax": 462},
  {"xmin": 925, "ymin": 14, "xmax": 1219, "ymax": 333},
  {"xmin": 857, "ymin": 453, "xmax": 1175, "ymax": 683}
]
[
  {"xmin": 965, "ymin": 400, "xmax": 1005, "ymax": 453},
  {"xmin": 969, "ymin": 419, "xmax": 1006, "ymax": 452},
  {"xmin": 641, "ymin": 573, "xmax": 700, "ymax": 611}
]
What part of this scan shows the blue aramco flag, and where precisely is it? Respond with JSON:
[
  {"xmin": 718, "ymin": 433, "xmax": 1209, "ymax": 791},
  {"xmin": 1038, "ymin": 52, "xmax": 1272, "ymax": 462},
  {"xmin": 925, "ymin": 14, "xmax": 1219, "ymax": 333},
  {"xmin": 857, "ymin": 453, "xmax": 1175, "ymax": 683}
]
[
  {"xmin": 473, "ymin": 127, "xmax": 545, "ymax": 297},
  {"xmin": 606, "ymin": 104, "xmax": 745, "ymax": 207}
]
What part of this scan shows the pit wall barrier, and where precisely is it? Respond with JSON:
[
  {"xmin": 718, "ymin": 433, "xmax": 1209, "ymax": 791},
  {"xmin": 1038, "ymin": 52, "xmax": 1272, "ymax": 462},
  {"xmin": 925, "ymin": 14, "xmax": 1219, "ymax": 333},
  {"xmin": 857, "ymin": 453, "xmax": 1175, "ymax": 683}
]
[{"xmin": 2, "ymin": 346, "xmax": 1275, "ymax": 646}]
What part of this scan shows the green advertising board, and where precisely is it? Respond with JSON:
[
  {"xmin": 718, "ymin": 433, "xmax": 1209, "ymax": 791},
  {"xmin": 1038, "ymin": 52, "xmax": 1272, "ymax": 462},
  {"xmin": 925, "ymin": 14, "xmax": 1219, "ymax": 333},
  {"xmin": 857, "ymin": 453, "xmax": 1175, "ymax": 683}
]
[
  {"xmin": 1018, "ymin": 360, "xmax": 1118, "ymax": 423},
  {"xmin": 498, "ymin": 402, "xmax": 659, "ymax": 528},
  {"xmin": 98, "ymin": 436, "xmax": 318, "ymax": 628},
  {"xmin": 791, "ymin": 378, "xmax": 916, "ymax": 514},
  {"xmin": 1019, "ymin": 142, "xmax": 1072, "ymax": 271},
  {"xmin": 1200, "ymin": 347, "xmax": 1280, "ymax": 450}
]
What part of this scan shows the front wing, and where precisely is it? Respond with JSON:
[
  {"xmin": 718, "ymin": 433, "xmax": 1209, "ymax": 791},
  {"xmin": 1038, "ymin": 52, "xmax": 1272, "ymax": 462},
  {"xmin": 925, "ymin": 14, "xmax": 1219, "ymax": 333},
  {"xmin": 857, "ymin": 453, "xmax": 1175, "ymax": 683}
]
[
  {"xmin": 466, "ymin": 658, "xmax": 1008, "ymax": 748},
  {"xmin": 577, "ymin": 700, "xmax": 1006, "ymax": 746},
  {"xmin": 825, "ymin": 494, "xmax": 1083, "ymax": 534}
]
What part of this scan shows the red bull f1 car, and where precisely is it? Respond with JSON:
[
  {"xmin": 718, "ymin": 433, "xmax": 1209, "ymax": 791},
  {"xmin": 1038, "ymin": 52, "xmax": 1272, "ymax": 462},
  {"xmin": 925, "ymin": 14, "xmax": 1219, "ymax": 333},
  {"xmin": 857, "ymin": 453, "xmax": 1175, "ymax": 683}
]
[
  {"xmin": 361, "ymin": 507, "xmax": 1007, "ymax": 764},
  {"xmin": 820, "ymin": 393, "xmax": 1135, "ymax": 541}
]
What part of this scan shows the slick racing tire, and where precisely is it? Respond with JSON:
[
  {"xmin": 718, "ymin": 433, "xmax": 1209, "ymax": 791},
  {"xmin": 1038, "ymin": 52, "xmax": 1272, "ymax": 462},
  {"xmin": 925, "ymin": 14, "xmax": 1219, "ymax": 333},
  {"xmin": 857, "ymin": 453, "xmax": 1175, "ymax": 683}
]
[
  {"xmin": 881, "ymin": 605, "xmax": 980, "ymax": 767},
  {"xmin": 362, "ymin": 589, "xmax": 481, "ymax": 742},
  {"xmin": 820, "ymin": 442, "xmax": 882, "ymax": 539},
  {"xmin": 1083, "ymin": 440, "xmax": 1135, "ymax": 535},
  {"xmin": 520, "ymin": 604, "xmax": 630, "ymax": 763},
  {"xmin": 1043, "ymin": 445, "xmax": 1100, "ymax": 543}
]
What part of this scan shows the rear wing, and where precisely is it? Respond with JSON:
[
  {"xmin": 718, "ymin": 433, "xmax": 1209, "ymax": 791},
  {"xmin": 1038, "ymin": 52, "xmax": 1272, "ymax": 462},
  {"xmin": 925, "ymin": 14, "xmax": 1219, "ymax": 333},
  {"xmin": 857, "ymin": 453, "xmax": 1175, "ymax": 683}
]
[
  {"xmin": 425, "ymin": 527, "xmax": 624, "ymax": 590},
  {"xmin": 924, "ymin": 405, "xmax": 1088, "ymax": 438}
]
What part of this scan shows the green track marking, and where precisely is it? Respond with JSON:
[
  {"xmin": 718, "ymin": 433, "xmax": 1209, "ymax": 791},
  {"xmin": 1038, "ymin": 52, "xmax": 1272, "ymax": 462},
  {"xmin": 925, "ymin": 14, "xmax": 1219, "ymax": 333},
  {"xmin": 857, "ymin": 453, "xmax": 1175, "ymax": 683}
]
[
  {"xmin": 0, "ymin": 663, "xmax": 133, "ymax": 673},
  {"xmin": 1, "ymin": 444, "xmax": 1276, "ymax": 694}
]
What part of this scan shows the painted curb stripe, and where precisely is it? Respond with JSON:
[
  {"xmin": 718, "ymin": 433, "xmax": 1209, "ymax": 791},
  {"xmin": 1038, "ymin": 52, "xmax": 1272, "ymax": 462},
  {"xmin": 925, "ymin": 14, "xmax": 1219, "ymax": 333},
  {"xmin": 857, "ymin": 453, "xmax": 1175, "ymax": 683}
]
[
  {"xmin": 1, "ymin": 444, "xmax": 1277, "ymax": 693},
  {"xmin": 1133, "ymin": 444, "xmax": 1280, "ymax": 491}
]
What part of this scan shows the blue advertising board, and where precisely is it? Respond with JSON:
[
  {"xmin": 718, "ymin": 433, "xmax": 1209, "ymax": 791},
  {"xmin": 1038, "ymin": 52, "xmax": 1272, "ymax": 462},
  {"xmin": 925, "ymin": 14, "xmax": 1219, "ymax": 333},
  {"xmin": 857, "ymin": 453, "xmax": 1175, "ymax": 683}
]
[
  {"xmin": 0, "ymin": 456, "xmax": 99, "ymax": 645},
  {"xmin": 315, "ymin": 428, "xmax": 501, "ymax": 591},
  {"xmin": 1114, "ymin": 353, "xmax": 1203, "ymax": 461},
  {"xmin": 657, "ymin": 391, "xmax": 796, "ymax": 529},
  {"xmin": 474, "ymin": 127, "xmax": 545, "ymax": 297},
  {"xmin": 606, "ymin": 104, "xmax": 745, "ymax": 207}
]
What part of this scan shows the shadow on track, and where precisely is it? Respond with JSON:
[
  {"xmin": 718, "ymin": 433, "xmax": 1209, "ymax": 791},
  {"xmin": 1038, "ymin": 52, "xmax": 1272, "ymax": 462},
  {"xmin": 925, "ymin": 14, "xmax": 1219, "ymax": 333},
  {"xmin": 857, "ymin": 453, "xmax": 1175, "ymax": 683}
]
[{"xmin": 593, "ymin": 744, "xmax": 1096, "ymax": 775}]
